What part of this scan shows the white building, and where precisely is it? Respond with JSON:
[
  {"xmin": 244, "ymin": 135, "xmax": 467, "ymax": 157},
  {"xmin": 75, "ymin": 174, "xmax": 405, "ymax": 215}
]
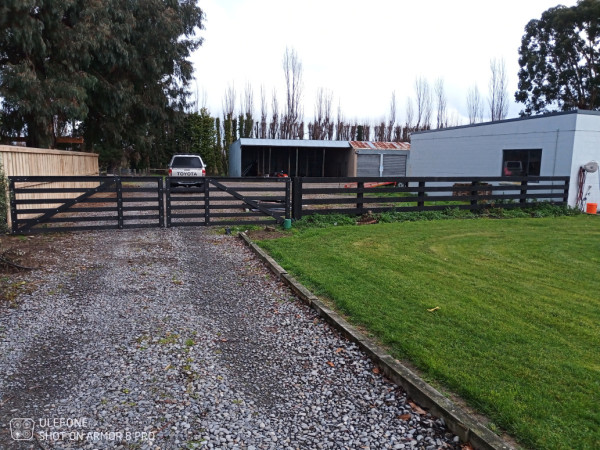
[{"xmin": 409, "ymin": 110, "xmax": 600, "ymax": 208}]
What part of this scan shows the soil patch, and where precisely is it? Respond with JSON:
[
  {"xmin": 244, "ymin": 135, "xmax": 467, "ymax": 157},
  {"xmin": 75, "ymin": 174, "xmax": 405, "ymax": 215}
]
[
  {"xmin": 356, "ymin": 213, "xmax": 378, "ymax": 225},
  {"xmin": 246, "ymin": 227, "xmax": 290, "ymax": 241},
  {"xmin": 0, "ymin": 233, "xmax": 68, "ymax": 305}
]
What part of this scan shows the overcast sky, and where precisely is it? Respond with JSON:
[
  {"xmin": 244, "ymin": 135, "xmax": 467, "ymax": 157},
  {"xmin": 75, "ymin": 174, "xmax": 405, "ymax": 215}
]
[{"xmin": 191, "ymin": 0, "xmax": 579, "ymax": 127}]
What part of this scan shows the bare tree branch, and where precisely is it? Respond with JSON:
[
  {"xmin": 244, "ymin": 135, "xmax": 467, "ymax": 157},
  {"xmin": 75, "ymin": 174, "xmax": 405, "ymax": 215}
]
[
  {"xmin": 404, "ymin": 97, "xmax": 415, "ymax": 142},
  {"xmin": 489, "ymin": 58, "xmax": 509, "ymax": 121},
  {"xmin": 435, "ymin": 78, "xmax": 448, "ymax": 129},
  {"xmin": 259, "ymin": 85, "xmax": 268, "ymax": 139},
  {"xmin": 312, "ymin": 87, "xmax": 334, "ymax": 140},
  {"xmin": 241, "ymin": 82, "xmax": 254, "ymax": 138},
  {"xmin": 282, "ymin": 47, "xmax": 304, "ymax": 139},
  {"xmin": 467, "ymin": 84, "xmax": 484, "ymax": 124},
  {"xmin": 414, "ymin": 76, "xmax": 432, "ymax": 130},
  {"xmin": 222, "ymin": 83, "xmax": 236, "ymax": 118},
  {"xmin": 387, "ymin": 91, "xmax": 396, "ymax": 141},
  {"xmin": 269, "ymin": 89, "xmax": 279, "ymax": 139}
]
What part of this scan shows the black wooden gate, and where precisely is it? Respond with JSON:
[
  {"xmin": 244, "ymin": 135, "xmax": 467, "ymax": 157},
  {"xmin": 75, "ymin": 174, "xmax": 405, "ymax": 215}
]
[
  {"xmin": 166, "ymin": 177, "xmax": 290, "ymax": 227},
  {"xmin": 8, "ymin": 176, "xmax": 291, "ymax": 234},
  {"xmin": 9, "ymin": 176, "xmax": 164, "ymax": 234}
]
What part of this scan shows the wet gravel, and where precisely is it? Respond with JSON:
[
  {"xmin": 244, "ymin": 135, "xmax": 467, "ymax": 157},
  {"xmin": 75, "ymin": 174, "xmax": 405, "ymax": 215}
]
[{"xmin": 0, "ymin": 228, "xmax": 460, "ymax": 449}]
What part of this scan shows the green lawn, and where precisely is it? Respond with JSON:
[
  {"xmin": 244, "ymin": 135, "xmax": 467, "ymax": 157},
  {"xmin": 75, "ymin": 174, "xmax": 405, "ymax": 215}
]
[{"xmin": 257, "ymin": 215, "xmax": 600, "ymax": 450}]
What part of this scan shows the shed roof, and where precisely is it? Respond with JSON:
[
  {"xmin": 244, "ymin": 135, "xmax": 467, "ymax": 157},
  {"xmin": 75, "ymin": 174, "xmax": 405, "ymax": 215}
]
[
  {"xmin": 412, "ymin": 109, "xmax": 600, "ymax": 136},
  {"xmin": 237, "ymin": 138, "xmax": 350, "ymax": 149},
  {"xmin": 350, "ymin": 141, "xmax": 410, "ymax": 150}
]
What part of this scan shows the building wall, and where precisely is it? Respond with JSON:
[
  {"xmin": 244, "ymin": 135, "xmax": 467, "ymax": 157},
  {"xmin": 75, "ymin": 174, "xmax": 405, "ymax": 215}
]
[
  {"xmin": 354, "ymin": 150, "xmax": 409, "ymax": 177},
  {"xmin": 410, "ymin": 113, "xmax": 578, "ymax": 177},
  {"xmin": 572, "ymin": 114, "xmax": 600, "ymax": 205},
  {"xmin": 229, "ymin": 141, "xmax": 242, "ymax": 177},
  {"xmin": 408, "ymin": 112, "xmax": 599, "ymax": 207}
]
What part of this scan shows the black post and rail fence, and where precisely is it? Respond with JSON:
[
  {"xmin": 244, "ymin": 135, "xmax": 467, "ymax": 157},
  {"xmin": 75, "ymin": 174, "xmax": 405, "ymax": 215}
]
[
  {"xmin": 7, "ymin": 175, "xmax": 570, "ymax": 234},
  {"xmin": 290, "ymin": 176, "xmax": 570, "ymax": 220}
]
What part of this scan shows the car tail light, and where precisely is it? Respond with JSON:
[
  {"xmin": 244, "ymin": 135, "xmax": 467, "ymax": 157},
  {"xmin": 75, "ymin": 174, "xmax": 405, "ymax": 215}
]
[
  {"xmin": 168, "ymin": 168, "xmax": 172, "ymax": 176},
  {"xmin": 202, "ymin": 168, "xmax": 206, "ymax": 176}
]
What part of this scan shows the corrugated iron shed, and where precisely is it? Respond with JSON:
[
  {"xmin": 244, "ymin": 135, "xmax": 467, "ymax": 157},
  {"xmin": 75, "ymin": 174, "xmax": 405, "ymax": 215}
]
[{"xmin": 350, "ymin": 141, "xmax": 410, "ymax": 150}]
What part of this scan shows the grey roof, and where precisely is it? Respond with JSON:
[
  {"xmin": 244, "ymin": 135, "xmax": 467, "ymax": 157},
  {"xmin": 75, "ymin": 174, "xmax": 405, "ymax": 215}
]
[
  {"xmin": 413, "ymin": 109, "xmax": 600, "ymax": 135},
  {"xmin": 237, "ymin": 138, "xmax": 350, "ymax": 149}
]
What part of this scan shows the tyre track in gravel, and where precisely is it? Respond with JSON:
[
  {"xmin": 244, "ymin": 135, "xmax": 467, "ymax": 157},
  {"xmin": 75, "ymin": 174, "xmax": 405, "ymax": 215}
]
[{"xmin": 0, "ymin": 228, "xmax": 460, "ymax": 449}]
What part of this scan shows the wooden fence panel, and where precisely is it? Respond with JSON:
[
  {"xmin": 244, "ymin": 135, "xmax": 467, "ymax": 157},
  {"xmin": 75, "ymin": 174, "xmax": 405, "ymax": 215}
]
[
  {"xmin": 292, "ymin": 176, "xmax": 570, "ymax": 219},
  {"xmin": 1, "ymin": 146, "xmax": 99, "ymax": 228}
]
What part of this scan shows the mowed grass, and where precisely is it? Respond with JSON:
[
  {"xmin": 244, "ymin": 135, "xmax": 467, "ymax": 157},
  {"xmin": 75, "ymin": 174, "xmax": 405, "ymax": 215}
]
[{"xmin": 257, "ymin": 216, "xmax": 600, "ymax": 449}]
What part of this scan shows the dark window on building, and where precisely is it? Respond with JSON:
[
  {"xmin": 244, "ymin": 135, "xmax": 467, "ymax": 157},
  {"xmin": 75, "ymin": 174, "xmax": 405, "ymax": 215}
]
[{"xmin": 502, "ymin": 149, "xmax": 542, "ymax": 177}]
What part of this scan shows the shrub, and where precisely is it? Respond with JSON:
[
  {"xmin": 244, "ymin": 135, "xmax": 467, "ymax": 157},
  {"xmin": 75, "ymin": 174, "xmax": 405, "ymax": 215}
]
[{"xmin": 294, "ymin": 202, "xmax": 580, "ymax": 230}]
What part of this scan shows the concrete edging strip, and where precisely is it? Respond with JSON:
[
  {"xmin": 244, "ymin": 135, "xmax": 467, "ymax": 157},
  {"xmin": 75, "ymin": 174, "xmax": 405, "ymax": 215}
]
[{"xmin": 239, "ymin": 232, "xmax": 514, "ymax": 450}]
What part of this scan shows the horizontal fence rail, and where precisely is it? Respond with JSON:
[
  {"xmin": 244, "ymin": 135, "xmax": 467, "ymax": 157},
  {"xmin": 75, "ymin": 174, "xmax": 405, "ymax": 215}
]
[
  {"xmin": 9, "ymin": 176, "xmax": 164, "ymax": 234},
  {"xmin": 166, "ymin": 177, "xmax": 291, "ymax": 227},
  {"xmin": 7, "ymin": 175, "xmax": 569, "ymax": 233},
  {"xmin": 292, "ymin": 176, "xmax": 570, "ymax": 219},
  {"xmin": 9, "ymin": 176, "xmax": 291, "ymax": 233}
]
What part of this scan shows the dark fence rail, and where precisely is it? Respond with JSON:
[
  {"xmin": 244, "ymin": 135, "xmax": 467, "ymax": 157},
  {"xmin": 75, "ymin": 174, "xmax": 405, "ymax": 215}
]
[
  {"xmin": 292, "ymin": 176, "xmax": 570, "ymax": 219},
  {"xmin": 9, "ymin": 176, "xmax": 291, "ymax": 233},
  {"xmin": 7, "ymin": 175, "xmax": 569, "ymax": 233},
  {"xmin": 166, "ymin": 177, "xmax": 290, "ymax": 227},
  {"xmin": 9, "ymin": 176, "xmax": 163, "ymax": 234}
]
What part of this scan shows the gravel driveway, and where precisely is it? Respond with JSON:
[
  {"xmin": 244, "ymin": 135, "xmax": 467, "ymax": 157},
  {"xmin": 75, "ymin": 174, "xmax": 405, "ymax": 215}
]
[{"xmin": 0, "ymin": 228, "xmax": 460, "ymax": 449}]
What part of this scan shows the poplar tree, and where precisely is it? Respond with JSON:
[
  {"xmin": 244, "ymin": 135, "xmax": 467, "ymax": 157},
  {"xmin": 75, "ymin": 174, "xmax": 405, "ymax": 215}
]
[{"xmin": 215, "ymin": 117, "xmax": 224, "ymax": 174}]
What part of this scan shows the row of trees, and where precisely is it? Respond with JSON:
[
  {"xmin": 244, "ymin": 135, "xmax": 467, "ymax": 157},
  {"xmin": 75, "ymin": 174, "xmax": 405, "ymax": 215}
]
[
  {"xmin": 209, "ymin": 56, "xmax": 508, "ymax": 144},
  {"xmin": 1, "ymin": 1, "xmax": 598, "ymax": 173}
]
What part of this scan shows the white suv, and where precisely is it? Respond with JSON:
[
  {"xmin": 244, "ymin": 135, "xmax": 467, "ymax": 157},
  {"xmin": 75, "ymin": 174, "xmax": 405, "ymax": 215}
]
[{"xmin": 168, "ymin": 154, "xmax": 206, "ymax": 187}]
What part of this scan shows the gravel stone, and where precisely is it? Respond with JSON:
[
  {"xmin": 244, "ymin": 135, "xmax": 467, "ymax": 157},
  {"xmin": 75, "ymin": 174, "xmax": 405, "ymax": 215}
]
[{"xmin": 0, "ymin": 228, "xmax": 461, "ymax": 449}]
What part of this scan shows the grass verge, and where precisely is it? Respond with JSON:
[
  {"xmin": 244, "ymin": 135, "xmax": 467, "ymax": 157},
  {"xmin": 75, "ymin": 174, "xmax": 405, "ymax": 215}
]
[{"xmin": 257, "ymin": 215, "xmax": 599, "ymax": 450}]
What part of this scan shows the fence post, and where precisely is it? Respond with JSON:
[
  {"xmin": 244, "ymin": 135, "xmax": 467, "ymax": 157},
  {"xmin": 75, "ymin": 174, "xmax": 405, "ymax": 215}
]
[
  {"xmin": 417, "ymin": 181, "xmax": 425, "ymax": 209},
  {"xmin": 204, "ymin": 179, "xmax": 211, "ymax": 226},
  {"xmin": 8, "ymin": 179, "xmax": 17, "ymax": 234},
  {"xmin": 157, "ymin": 177, "xmax": 165, "ymax": 228},
  {"xmin": 165, "ymin": 178, "xmax": 172, "ymax": 228},
  {"xmin": 285, "ymin": 178, "xmax": 292, "ymax": 220},
  {"xmin": 292, "ymin": 177, "xmax": 303, "ymax": 220},
  {"xmin": 520, "ymin": 179, "xmax": 528, "ymax": 205},
  {"xmin": 357, "ymin": 181, "xmax": 364, "ymax": 215},
  {"xmin": 470, "ymin": 181, "xmax": 479, "ymax": 211},
  {"xmin": 116, "ymin": 177, "xmax": 123, "ymax": 229}
]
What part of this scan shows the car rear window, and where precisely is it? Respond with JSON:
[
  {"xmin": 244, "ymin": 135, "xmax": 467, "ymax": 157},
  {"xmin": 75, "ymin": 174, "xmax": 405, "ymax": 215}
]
[{"xmin": 171, "ymin": 156, "xmax": 203, "ymax": 168}]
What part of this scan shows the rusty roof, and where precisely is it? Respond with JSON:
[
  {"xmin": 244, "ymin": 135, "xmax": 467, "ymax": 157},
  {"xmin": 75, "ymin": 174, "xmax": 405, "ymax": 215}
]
[{"xmin": 350, "ymin": 141, "xmax": 410, "ymax": 150}]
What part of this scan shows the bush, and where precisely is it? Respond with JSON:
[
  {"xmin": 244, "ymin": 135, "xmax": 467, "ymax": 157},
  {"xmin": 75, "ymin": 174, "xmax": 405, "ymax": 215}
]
[{"xmin": 294, "ymin": 203, "xmax": 580, "ymax": 230}]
